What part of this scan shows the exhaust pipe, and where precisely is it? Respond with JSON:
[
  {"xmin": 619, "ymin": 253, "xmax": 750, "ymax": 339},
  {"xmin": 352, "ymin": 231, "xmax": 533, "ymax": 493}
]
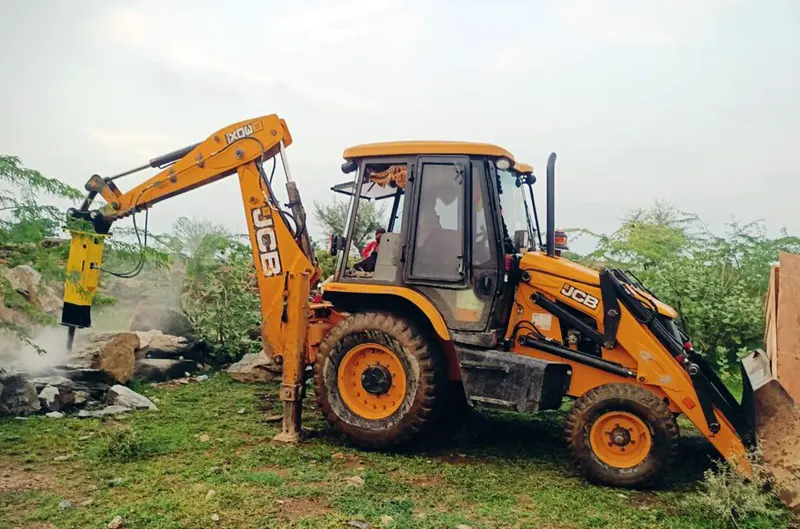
[{"xmin": 546, "ymin": 152, "xmax": 557, "ymax": 257}]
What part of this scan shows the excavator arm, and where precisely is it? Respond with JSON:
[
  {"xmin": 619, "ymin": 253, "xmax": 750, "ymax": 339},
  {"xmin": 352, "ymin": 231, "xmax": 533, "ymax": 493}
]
[{"xmin": 60, "ymin": 114, "xmax": 317, "ymax": 441}]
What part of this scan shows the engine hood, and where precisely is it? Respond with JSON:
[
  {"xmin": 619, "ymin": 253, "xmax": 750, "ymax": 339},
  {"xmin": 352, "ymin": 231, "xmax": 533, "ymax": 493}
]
[{"xmin": 518, "ymin": 252, "xmax": 678, "ymax": 319}]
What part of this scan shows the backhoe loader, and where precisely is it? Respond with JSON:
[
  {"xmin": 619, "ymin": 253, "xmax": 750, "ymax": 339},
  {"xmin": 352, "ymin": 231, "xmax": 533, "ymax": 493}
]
[{"xmin": 60, "ymin": 114, "xmax": 800, "ymax": 505}]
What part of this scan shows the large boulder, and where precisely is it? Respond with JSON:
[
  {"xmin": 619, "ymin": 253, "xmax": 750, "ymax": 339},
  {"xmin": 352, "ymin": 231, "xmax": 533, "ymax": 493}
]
[
  {"xmin": 134, "ymin": 358, "xmax": 196, "ymax": 381},
  {"xmin": 68, "ymin": 332, "xmax": 139, "ymax": 384},
  {"xmin": 1, "ymin": 265, "xmax": 60, "ymax": 314},
  {"xmin": 133, "ymin": 331, "xmax": 190, "ymax": 359},
  {"xmin": 107, "ymin": 385, "xmax": 157, "ymax": 410},
  {"xmin": 0, "ymin": 373, "xmax": 41, "ymax": 416},
  {"xmin": 227, "ymin": 352, "xmax": 281, "ymax": 384}
]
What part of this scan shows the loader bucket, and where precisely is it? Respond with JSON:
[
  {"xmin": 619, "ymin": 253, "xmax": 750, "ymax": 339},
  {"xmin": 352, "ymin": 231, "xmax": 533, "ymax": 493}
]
[{"xmin": 741, "ymin": 350, "xmax": 800, "ymax": 513}]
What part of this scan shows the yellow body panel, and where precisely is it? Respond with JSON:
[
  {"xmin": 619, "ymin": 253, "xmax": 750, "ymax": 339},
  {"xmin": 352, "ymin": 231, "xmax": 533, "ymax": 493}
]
[
  {"xmin": 62, "ymin": 231, "xmax": 106, "ymax": 308},
  {"xmin": 513, "ymin": 162, "xmax": 534, "ymax": 174},
  {"xmin": 343, "ymin": 141, "xmax": 514, "ymax": 161},
  {"xmin": 236, "ymin": 163, "xmax": 316, "ymax": 361},
  {"xmin": 509, "ymin": 251, "xmax": 747, "ymax": 468},
  {"xmin": 321, "ymin": 282, "xmax": 452, "ymax": 341}
]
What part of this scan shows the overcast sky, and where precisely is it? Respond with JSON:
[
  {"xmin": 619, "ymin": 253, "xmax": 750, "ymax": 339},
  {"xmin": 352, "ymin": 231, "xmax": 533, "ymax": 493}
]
[{"xmin": 2, "ymin": 0, "xmax": 798, "ymax": 250}]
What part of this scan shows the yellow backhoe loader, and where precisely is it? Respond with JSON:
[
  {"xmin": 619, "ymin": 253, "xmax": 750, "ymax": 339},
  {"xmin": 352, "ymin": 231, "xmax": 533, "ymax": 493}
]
[{"xmin": 59, "ymin": 114, "xmax": 800, "ymax": 506}]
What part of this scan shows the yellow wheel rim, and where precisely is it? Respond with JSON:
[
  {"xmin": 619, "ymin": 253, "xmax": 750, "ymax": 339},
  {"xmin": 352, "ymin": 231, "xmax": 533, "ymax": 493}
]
[
  {"xmin": 589, "ymin": 411, "xmax": 652, "ymax": 468},
  {"xmin": 337, "ymin": 343, "xmax": 407, "ymax": 420}
]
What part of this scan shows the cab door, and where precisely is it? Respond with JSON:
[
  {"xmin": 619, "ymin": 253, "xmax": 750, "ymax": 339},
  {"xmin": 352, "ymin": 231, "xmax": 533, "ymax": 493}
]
[{"xmin": 403, "ymin": 156, "xmax": 503, "ymax": 337}]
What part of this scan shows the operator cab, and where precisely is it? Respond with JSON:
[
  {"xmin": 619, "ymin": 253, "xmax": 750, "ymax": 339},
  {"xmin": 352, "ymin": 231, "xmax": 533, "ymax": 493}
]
[{"xmin": 326, "ymin": 141, "xmax": 532, "ymax": 344}]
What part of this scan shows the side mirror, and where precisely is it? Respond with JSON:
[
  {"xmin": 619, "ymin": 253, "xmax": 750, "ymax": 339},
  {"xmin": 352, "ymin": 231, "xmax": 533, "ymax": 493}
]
[
  {"xmin": 513, "ymin": 230, "xmax": 530, "ymax": 254},
  {"xmin": 329, "ymin": 234, "xmax": 346, "ymax": 256}
]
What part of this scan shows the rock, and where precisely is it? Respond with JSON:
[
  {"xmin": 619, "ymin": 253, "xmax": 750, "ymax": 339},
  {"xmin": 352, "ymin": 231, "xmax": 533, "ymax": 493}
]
[
  {"xmin": 199, "ymin": 434, "xmax": 210, "ymax": 443},
  {"xmin": 196, "ymin": 374, "xmax": 208, "ymax": 382},
  {"xmin": 31, "ymin": 376, "xmax": 74, "ymax": 393},
  {"xmin": 237, "ymin": 408, "xmax": 245, "ymax": 414},
  {"xmin": 77, "ymin": 405, "xmax": 131, "ymax": 418},
  {"xmin": 344, "ymin": 475, "xmax": 365, "ymax": 487},
  {"xmin": 455, "ymin": 525, "xmax": 473, "ymax": 529},
  {"xmin": 0, "ymin": 373, "xmax": 41, "ymax": 416},
  {"xmin": 227, "ymin": 352, "xmax": 281, "ymax": 383},
  {"xmin": 53, "ymin": 367, "xmax": 113, "ymax": 385},
  {"xmin": 69, "ymin": 333, "xmax": 139, "ymax": 384},
  {"xmin": 3, "ymin": 264, "xmax": 41, "ymax": 293},
  {"xmin": 380, "ymin": 515, "xmax": 394, "ymax": 526},
  {"xmin": 211, "ymin": 513, "xmax": 220, "ymax": 522},
  {"xmin": 39, "ymin": 385, "xmax": 61, "ymax": 411},
  {"xmin": 80, "ymin": 498, "xmax": 94, "ymax": 507},
  {"xmin": 107, "ymin": 515, "xmax": 124, "ymax": 529},
  {"xmin": 134, "ymin": 358, "xmax": 196, "ymax": 381},
  {"xmin": 73, "ymin": 390, "xmax": 89, "ymax": 405},
  {"xmin": 133, "ymin": 331, "xmax": 190, "ymax": 360},
  {"xmin": 205, "ymin": 489, "xmax": 216, "ymax": 500},
  {"xmin": 53, "ymin": 454, "xmax": 72, "ymax": 462},
  {"xmin": 331, "ymin": 453, "xmax": 345, "ymax": 460},
  {"xmin": 1, "ymin": 265, "xmax": 61, "ymax": 313},
  {"xmin": 58, "ymin": 500, "xmax": 73, "ymax": 510},
  {"xmin": 348, "ymin": 521, "xmax": 372, "ymax": 529},
  {"xmin": 46, "ymin": 411, "xmax": 64, "ymax": 418},
  {"xmin": 107, "ymin": 385, "xmax": 157, "ymax": 410}
]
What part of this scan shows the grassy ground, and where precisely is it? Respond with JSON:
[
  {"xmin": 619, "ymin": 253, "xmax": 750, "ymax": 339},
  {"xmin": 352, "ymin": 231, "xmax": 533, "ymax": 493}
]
[{"xmin": 0, "ymin": 375, "xmax": 790, "ymax": 529}]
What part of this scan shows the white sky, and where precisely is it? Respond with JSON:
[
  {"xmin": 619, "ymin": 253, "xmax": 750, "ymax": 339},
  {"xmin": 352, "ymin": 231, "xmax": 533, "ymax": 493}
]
[{"xmin": 1, "ymin": 0, "xmax": 799, "ymax": 251}]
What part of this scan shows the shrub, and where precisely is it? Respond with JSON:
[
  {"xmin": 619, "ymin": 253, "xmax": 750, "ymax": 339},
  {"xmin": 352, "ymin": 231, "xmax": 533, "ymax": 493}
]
[
  {"xmin": 690, "ymin": 449, "xmax": 790, "ymax": 529},
  {"xmin": 97, "ymin": 426, "xmax": 150, "ymax": 462}
]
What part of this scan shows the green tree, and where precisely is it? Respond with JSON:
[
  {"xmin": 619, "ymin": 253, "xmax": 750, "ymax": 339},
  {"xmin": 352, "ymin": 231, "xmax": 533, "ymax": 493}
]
[
  {"xmin": 178, "ymin": 226, "xmax": 261, "ymax": 362},
  {"xmin": 572, "ymin": 202, "xmax": 800, "ymax": 373},
  {"xmin": 313, "ymin": 199, "xmax": 386, "ymax": 254}
]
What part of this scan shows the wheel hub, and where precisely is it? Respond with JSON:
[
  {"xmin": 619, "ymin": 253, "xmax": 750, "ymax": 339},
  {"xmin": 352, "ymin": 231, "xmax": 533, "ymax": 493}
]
[
  {"xmin": 610, "ymin": 426, "xmax": 632, "ymax": 447},
  {"xmin": 336, "ymin": 343, "xmax": 408, "ymax": 420},
  {"xmin": 361, "ymin": 365, "xmax": 392, "ymax": 395},
  {"xmin": 589, "ymin": 411, "xmax": 652, "ymax": 469}
]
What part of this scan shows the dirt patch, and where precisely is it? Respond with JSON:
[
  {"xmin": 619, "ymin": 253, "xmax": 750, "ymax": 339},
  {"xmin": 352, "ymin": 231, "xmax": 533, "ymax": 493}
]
[
  {"xmin": 628, "ymin": 491, "xmax": 658, "ymax": 509},
  {"xmin": 401, "ymin": 473, "xmax": 445, "ymax": 487},
  {"xmin": 331, "ymin": 453, "xmax": 365, "ymax": 469},
  {"xmin": 0, "ymin": 464, "xmax": 53, "ymax": 492},
  {"xmin": 257, "ymin": 465, "xmax": 289, "ymax": 477},
  {"xmin": 278, "ymin": 497, "xmax": 332, "ymax": 520}
]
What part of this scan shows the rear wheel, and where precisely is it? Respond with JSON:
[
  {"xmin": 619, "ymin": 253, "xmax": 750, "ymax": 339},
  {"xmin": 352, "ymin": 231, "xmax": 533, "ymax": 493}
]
[
  {"xmin": 314, "ymin": 312, "xmax": 444, "ymax": 448},
  {"xmin": 565, "ymin": 384, "xmax": 679, "ymax": 487}
]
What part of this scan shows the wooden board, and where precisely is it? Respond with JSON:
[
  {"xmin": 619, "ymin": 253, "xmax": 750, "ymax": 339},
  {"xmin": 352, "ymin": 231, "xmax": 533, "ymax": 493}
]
[
  {"xmin": 764, "ymin": 265, "xmax": 779, "ymax": 376},
  {"xmin": 776, "ymin": 252, "xmax": 800, "ymax": 403}
]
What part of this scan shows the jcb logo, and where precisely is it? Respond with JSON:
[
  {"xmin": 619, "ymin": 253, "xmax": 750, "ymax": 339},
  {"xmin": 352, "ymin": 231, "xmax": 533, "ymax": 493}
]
[
  {"xmin": 251, "ymin": 207, "xmax": 282, "ymax": 277},
  {"xmin": 561, "ymin": 284, "xmax": 599, "ymax": 310},
  {"xmin": 225, "ymin": 121, "xmax": 262, "ymax": 145}
]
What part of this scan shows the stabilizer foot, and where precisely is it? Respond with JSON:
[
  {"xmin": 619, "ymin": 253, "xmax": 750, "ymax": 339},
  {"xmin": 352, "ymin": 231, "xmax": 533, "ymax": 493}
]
[{"xmin": 271, "ymin": 400, "xmax": 303, "ymax": 443}]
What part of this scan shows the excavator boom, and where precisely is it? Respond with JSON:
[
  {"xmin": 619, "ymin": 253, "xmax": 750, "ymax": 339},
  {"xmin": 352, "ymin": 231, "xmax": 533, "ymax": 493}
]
[{"xmin": 60, "ymin": 114, "xmax": 317, "ymax": 441}]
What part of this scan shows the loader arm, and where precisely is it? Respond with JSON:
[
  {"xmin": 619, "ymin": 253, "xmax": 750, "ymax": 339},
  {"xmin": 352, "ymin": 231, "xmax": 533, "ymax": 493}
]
[{"xmin": 61, "ymin": 114, "xmax": 318, "ymax": 441}]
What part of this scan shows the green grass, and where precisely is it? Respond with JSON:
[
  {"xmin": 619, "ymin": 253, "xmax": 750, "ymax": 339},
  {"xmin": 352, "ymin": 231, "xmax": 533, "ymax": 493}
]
[{"xmin": 0, "ymin": 374, "xmax": 790, "ymax": 529}]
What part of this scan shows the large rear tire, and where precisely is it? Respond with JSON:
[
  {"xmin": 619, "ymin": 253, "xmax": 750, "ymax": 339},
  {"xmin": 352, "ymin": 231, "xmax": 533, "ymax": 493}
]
[
  {"xmin": 314, "ymin": 312, "xmax": 444, "ymax": 448},
  {"xmin": 565, "ymin": 384, "xmax": 679, "ymax": 487}
]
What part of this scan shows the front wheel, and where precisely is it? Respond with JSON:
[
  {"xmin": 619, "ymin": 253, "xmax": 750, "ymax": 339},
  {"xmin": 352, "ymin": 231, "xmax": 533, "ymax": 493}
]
[
  {"xmin": 564, "ymin": 384, "xmax": 679, "ymax": 487},
  {"xmin": 314, "ymin": 312, "xmax": 444, "ymax": 448}
]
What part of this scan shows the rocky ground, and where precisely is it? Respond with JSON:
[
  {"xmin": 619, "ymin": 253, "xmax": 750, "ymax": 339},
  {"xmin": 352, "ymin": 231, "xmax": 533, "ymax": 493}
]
[{"xmin": 1, "ymin": 263, "xmax": 281, "ymax": 422}]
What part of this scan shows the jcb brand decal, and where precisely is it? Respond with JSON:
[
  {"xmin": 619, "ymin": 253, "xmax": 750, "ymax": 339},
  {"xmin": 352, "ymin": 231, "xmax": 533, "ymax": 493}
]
[
  {"xmin": 561, "ymin": 284, "xmax": 599, "ymax": 310},
  {"xmin": 226, "ymin": 120, "xmax": 263, "ymax": 145},
  {"xmin": 251, "ymin": 207, "xmax": 282, "ymax": 277}
]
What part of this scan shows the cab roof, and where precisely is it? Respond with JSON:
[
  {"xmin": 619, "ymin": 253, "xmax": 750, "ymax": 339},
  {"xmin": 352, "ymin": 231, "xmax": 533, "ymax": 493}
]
[
  {"xmin": 513, "ymin": 162, "xmax": 534, "ymax": 174},
  {"xmin": 343, "ymin": 141, "xmax": 515, "ymax": 161}
]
